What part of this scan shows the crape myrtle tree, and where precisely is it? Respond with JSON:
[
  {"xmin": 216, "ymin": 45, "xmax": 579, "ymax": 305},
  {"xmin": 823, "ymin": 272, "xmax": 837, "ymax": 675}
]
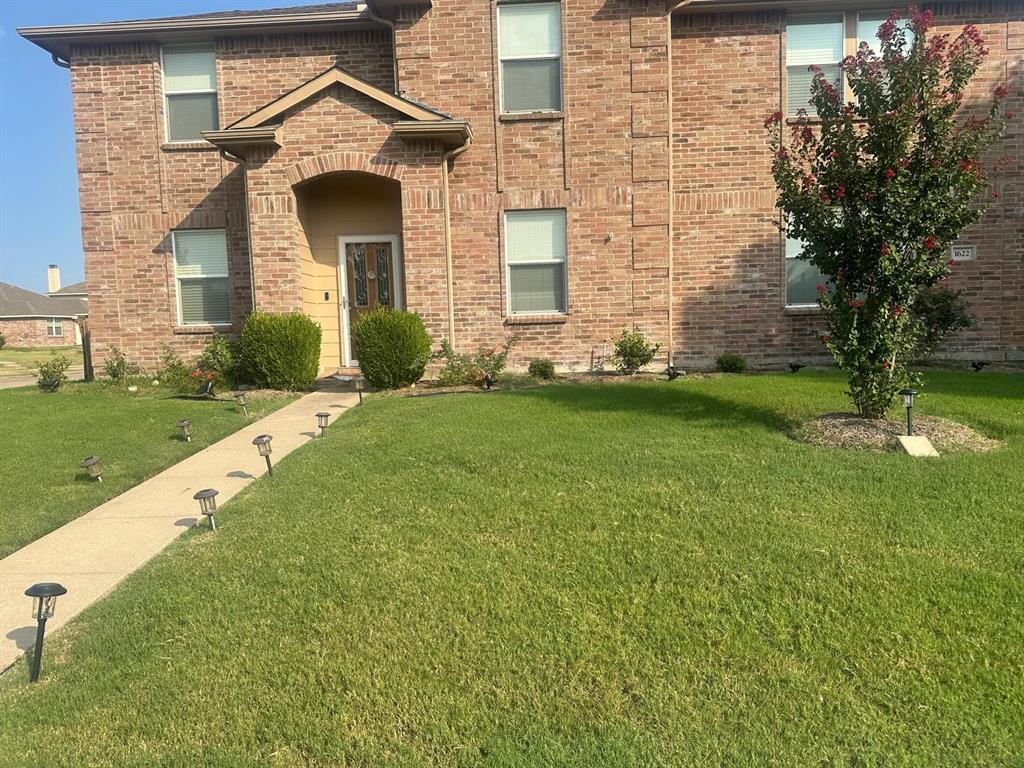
[{"xmin": 765, "ymin": 7, "xmax": 1009, "ymax": 417}]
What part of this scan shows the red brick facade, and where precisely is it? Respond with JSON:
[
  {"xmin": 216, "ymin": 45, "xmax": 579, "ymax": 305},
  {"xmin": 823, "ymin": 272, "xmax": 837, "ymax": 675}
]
[
  {"xmin": 0, "ymin": 318, "xmax": 78, "ymax": 347},
  {"xmin": 54, "ymin": 1, "xmax": 1021, "ymax": 371}
]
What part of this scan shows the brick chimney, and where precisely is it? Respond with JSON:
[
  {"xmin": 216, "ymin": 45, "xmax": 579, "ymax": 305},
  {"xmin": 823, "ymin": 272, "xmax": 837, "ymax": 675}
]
[{"xmin": 47, "ymin": 265, "xmax": 61, "ymax": 293}]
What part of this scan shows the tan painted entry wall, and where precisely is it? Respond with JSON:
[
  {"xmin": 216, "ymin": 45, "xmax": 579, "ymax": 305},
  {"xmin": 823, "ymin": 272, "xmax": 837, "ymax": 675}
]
[{"xmin": 295, "ymin": 173, "xmax": 403, "ymax": 372}]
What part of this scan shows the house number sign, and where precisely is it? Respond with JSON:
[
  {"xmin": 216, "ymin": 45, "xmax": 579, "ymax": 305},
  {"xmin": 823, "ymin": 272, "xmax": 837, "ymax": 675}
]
[{"xmin": 950, "ymin": 245, "xmax": 976, "ymax": 261}]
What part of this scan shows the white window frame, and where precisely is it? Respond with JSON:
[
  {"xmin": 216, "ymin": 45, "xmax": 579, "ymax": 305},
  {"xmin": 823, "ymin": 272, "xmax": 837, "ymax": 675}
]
[
  {"xmin": 497, "ymin": 2, "xmax": 563, "ymax": 115},
  {"xmin": 161, "ymin": 44, "xmax": 218, "ymax": 144},
  {"xmin": 171, "ymin": 228, "xmax": 232, "ymax": 327},
  {"xmin": 784, "ymin": 14, "xmax": 845, "ymax": 116},
  {"xmin": 504, "ymin": 208, "xmax": 568, "ymax": 317},
  {"xmin": 46, "ymin": 318, "xmax": 63, "ymax": 337},
  {"xmin": 783, "ymin": 222, "xmax": 832, "ymax": 309}
]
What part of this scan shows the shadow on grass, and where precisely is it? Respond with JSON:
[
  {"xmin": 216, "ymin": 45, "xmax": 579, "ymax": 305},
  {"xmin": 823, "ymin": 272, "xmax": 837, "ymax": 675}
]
[{"xmin": 503, "ymin": 381, "xmax": 795, "ymax": 434}]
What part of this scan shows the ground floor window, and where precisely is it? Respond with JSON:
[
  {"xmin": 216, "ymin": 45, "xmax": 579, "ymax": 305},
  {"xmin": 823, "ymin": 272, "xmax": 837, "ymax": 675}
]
[
  {"xmin": 505, "ymin": 209, "xmax": 567, "ymax": 315},
  {"xmin": 46, "ymin": 318, "xmax": 63, "ymax": 337},
  {"xmin": 785, "ymin": 235, "xmax": 829, "ymax": 307},
  {"xmin": 172, "ymin": 229, "xmax": 231, "ymax": 325}
]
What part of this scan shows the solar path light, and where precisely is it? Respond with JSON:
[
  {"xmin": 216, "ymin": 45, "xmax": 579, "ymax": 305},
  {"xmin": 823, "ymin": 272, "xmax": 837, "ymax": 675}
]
[
  {"xmin": 193, "ymin": 488, "xmax": 219, "ymax": 530},
  {"xmin": 355, "ymin": 379, "xmax": 364, "ymax": 405},
  {"xmin": 899, "ymin": 389, "xmax": 918, "ymax": 436},
  {"xmin": 176, "ymin": 418, "xmax": 193, "ymax": 442},
  {"xmin": 316, "ymin": 412, "xmax": 330, "ymax": 438},
  {"xmin": 234, "ymin": 391, "xmax": 249, "ymax": 417},
  {"xmin": 80, "ymin": 455, "xmax": 102, "ymax": 482},
  {"xmin": 24, "ymin": 582, "xmax": 67, "ymax": 682},
  {"xmin": 253, "ymin": 434, "xmax": 273, "ymax": 476}
]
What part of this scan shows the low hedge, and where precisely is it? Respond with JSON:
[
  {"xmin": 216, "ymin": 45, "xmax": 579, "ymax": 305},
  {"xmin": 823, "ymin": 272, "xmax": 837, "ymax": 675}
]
[
  {"xmin": 353, "ymin": 308, "xmax": 432, "ymax": 389},
  {"xmin": 238, "ymin": 312, "xmax": 321, "ymax": 391}
]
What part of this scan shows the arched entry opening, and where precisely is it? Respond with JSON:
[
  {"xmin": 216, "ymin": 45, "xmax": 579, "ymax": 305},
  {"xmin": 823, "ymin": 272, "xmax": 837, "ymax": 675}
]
[{"xmin": 294, "ymin": 171, "xmax": 403, "ymax": 372}]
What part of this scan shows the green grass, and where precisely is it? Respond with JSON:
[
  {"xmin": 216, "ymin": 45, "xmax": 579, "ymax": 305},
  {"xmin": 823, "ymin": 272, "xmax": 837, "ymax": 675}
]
[
  {"xmin": 1, "ymin": 370, "xmax": 1021, "ymax": 766},
  {"xmin": 0, "ymin": 382, "xmax": 294, "ymax": 558},
  {"xmin": 0, "ymin": 345, "xmax": 80, "ymax": 377}
]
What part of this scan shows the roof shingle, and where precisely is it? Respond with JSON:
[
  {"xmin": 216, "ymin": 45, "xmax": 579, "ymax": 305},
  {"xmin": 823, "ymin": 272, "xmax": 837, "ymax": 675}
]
[{"xmin": 0, "ymin": 282, "xmax": 88, "ymax": 318}]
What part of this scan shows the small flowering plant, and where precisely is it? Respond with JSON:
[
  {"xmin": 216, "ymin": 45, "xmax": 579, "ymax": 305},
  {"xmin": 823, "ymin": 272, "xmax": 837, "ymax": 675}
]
[{"xmin": 766, "ymin": 7, "xmax": 1009, "ymax": 417}]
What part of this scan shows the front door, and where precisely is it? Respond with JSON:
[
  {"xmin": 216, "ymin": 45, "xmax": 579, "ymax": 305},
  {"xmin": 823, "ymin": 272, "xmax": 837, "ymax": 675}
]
[{"xmin": 340, "ymin": 238, "xmax": 400, "ymax": 366}]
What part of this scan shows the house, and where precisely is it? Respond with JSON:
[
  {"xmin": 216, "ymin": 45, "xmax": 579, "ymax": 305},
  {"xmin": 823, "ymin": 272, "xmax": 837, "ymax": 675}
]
[
  {"xmin": 16, "ymin": 1, "xmax": 1022, "ymax": 373},
  {"xmin": 47, "ymin": 264, "xmax": 89, "ymax": 303},
  {"xmin": 0, "ymin": 269, "xmax": 87, "ymax": 347}
]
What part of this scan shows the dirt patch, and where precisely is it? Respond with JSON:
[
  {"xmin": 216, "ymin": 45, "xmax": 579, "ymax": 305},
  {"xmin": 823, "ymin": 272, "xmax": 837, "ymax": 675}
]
[{"xmin": 794, "ymin": 412, "xmax": 1002, "ymax": 454}]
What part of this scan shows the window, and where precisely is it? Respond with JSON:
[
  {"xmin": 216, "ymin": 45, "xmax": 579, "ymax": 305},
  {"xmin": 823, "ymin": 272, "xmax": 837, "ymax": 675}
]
[
  {"xmin": 786, "ymin": 18, "xmax": 844, "ymax": 115},
  {"xmin": 857, "ymin": 12, "xmax": 914, "ymax": 52},
  {"xmin": 785, "ymin": 233, "xmax": 830, "ymax": 307},
  {"xmin": 498, "ymin": 3, "xmax": 562, "ymax": 113},
  {"xmin": 505, "ymin": 209, "xmax": 567, "ymax": 315},
  {"xmin": 162, "ymin": 45, "xmax": 218, "ymax": 142},
  {"xmin": 172, "ymin": 229, "xmax": 231, "ymax": 325},
  {"xmin": 46, "ymin": 318, "xmax": 63, "ymax": 337}
]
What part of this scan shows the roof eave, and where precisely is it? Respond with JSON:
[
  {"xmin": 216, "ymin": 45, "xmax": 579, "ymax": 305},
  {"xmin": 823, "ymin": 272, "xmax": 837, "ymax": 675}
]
[
  {"xmin": 17, "ymin": 7, "xmax": 374, "ymax": 60},
  {"xmin": 202, "ymin": 126, "xmax": 282, "ymax": 156},
  {"xmin": 392, "ymin": 120, "xmax": 473, "ymax": 148}
]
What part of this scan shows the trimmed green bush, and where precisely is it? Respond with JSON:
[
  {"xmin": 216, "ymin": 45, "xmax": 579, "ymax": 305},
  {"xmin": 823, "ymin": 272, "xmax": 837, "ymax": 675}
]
[
  {"xmin": 613, "ymin": 328, "xmax": 660, "ymax": 375},
  {"xmin": 238, "ymin": 312, "xmax": 321, "ymax": 391},
  {"xmin": 37, "ymin": 354, "xmax": 72, "ymax": 391},
  {"xmin": 528, "ymin": 358, "xmax": 556, "ymax": 380},
  {"xmin": 716, "ymin": 353, "xmax": 748, "ymax": 374},
  {"xmin": 103, "ymin": 347, "xmax": 137, "ymax": 383},
  {"xmin": 353, "ymin": 308, "xmax": 432, "ymax": 389}
]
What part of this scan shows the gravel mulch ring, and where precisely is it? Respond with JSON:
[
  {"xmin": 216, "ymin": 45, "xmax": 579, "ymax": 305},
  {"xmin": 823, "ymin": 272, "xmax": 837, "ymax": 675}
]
[{"xmin": 794, "ymin": 412, "xmax": 1003, "ymax": 454}]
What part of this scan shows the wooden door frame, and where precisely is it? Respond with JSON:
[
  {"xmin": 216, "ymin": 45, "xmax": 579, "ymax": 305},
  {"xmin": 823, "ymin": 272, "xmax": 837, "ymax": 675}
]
[{"xmin": 337, "ymin": 234, "xmax": 404, "ymax": 367}]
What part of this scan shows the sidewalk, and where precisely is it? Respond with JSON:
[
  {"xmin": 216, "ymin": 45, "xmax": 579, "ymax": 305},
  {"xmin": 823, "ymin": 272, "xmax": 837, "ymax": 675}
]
[{"xmin": 0, "ymin": 389, "xmax": 358, "ymax": 673}]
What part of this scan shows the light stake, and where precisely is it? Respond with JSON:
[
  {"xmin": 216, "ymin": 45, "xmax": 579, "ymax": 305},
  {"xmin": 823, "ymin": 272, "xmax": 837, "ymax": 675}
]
[
  {"xmin": 316, "ymin": 412, "xmax": 330, "ymax": 437},
  {"xmin": 80, "ymin": 455, "xmax": 102, "ymax": 482},
  {"xmin": 193, "ymin": 488, "xmax": 219, "ymax": 530},
  {"xmin": 24, "ymin": 582, "xmax": 67, "ymax": 682},
  {"xmin": 234, "ymin": 392, "xmax": 249, "ymax": 417},
  {"xmin": 355, "ymin": 379, "xmax": 364, "ymax": 405},
  {"xmin": 176, "ymin": 418, "xmax": 192, "ymax": 442},
  {"xmin": 252, "ymin": 434, "xmax": 273, "ymax": 475},
  {"xmin": 900, "ymin": 388, "xmax": 918, "ymax": 436}
]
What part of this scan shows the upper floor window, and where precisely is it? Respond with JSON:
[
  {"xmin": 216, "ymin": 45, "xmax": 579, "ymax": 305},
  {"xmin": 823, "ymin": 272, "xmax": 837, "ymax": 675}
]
[
  {"xmin": 786, "ymin": 18, "xmax": 843, "ymax": 115},
  {"xmin": 505, "ymin": 209, "xmax": 567, "ymax": 315},
  {"xmin": 856, "ymin": 11, "xmax": 915, "ymax": 52},
  {"xmin": 162, "ymin": 45, "xmax": 218, "ymax": 143},
  {"xmin": 498, "ymin": 3, "xmax": 562, "ymax": 114},
  {"xmin": 172, "ymin": 229, "xmax": 231, "ymax": 325}
]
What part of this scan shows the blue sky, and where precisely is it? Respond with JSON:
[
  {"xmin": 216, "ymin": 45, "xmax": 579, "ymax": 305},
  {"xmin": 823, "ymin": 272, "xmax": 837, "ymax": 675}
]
[{"xmin": 0, "ymin": 0, "xmax": 300, "ymax": 294}]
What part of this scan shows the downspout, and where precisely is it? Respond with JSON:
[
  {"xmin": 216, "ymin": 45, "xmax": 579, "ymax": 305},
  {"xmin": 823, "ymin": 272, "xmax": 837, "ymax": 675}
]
[
  {"xmin": 51, "ymin": 53, "xmax": 71, "ymax": 69},
  {"xmin": 364, "ymin": 0, "xmax": 400, "ymax": 94},
  {"xmin": 441, "ymin": 135, "xmax": 473, "ymax": 346},
  {"xmin": 665, "ymin": 0, "xmax": 691, "ymax": 367},
  {"xmin": 220, "ymin": 148, "xmax": 258, "ymax": 316}
]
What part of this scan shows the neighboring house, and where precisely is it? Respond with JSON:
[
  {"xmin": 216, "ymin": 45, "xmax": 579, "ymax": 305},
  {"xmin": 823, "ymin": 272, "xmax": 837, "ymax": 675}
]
[
  {"xmin": 16, "ymin": 1, "xmax": 1022, "ymax": 373},
  {"xmin": 47, "ymin": 263, "xmax": 89, "ymax": 303},
  {"xmin": 0, "ymin": 277, "xmax": 87, "ymax": 347}
]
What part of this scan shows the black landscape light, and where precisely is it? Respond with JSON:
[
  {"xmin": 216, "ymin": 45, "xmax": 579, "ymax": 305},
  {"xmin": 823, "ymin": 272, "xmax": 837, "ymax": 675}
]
[
  {"xmin": 176, "ymin": 418, "xmax": 193, "ymax": 442},
  {"xmin": 665, "ymin": 365, "xmax": 682, "ymax": 381},
  {"xmin": 900, "ymin": 388, "xmax": 918, "ymax": 436},
  {"xmin": 193, "ymin": 488, "xmax": 219, "ymax": 530},
  {"xmin": 80, "ymin": 455, "xmax": 102, "ymax": 482},
  {"xmin": 483, "ymin": 373, "xmax": 494, "ymax": 390},
  {"xmin": 316, "ymin": 412, "xmax": 330, "ymax": 437},
  {"xmin": 234, "ymin": 392, "xmax": 249, "ymax": 417},
  {"xmin": 971, "ymin": 361, "xmax": 989, "ymax": 373},
  {"xmin": 253, "ymin": 434, "xmax": 273, "ymax": 475},
  {"xmin": 24, "ymin": 582, "xmax": 67, "ymax": 682},
  {"xmin": 789, "ymin": 362, "xmax": 805, "ymax": 373},
  {"xmin": 355, "ymin": 379, "xmax": 364, "ymax": 405}
]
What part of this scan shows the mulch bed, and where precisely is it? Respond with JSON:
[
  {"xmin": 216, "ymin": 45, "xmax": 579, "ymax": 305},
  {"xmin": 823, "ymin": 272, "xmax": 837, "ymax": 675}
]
[{"xmin": 794, "ymin": 412, "xmax": 1002, "ymax": 454}]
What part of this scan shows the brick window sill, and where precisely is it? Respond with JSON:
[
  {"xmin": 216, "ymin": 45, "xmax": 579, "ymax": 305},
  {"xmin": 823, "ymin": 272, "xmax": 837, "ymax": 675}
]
[
  {"xmin": 173, "ymin": 324, "xmax": 232, "ymax": 335},
  {"xmin": 785, "ymin": 116, "xmax": 868, "ymax": 126},
  {"xmin": 783, "ymin": 306, "xmax": 822, "ymax": 316},
  {"xmin": 499, "ymin": 111, "xmax": 565, "ymax": 123},
  {"xmin": 161, "ymin": 142, "xmax": 218, "ymax": 152},
  {"xmin": 504, "ymin": 314, "xmax": 568, "ymax": 326}
]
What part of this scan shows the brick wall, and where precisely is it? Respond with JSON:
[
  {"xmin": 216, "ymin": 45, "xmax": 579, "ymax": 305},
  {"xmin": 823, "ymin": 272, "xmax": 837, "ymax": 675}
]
[
  {"xmin": 68, "ymin": 1, "xmax": 1021, "ymax": 373},
  {"xmin": 0, "ymin": 318, "xmax": 78, "ymax": 347}
]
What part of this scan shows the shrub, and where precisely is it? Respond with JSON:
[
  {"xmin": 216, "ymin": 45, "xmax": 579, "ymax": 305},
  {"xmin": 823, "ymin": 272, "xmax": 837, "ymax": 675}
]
[
  {"xmin": 156, "ymin": 347, "xmax": 195, "ymax": 394},
  {"xmin": 197, "ymin": 333, "xmax": 239, "ymax": 389},
  {"xmin": 37, "ymin": 354, "xmax": 72, "ymax": 391},
  {"xmin": 0, "ymin": 333, "xmax": 6, "ymax": 350},
  {"xmin": 103, "ymin": 347, "xmax": 137, "ymax": 383},
  {"xmin": 716, "ymin": 353, "xmax": 748, "ymax": 374},
  {"xmin": 352, "ymin": 308, "xmax": 432, "ymax": 389},
  {"xmin": 434, "ymin": 337, "xmax": 517, "ymax": 386},
  {"xmin": 238, "ymin": 312, "xmax": 321, "ymax": 391},
  {"xmin": 613, "ymin": 328, "xmax": 660, "ymax": 375},
  {"xmin": 528, "ymin": 358, "xmax": 556, "ymax": 380},
  {"xmin": 912, "ymin": 287, "xmax": 974, "ymax": 359}
]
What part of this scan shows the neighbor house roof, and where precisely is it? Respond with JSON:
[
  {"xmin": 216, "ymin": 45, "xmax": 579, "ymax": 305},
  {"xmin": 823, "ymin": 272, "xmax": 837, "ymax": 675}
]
[
  {"xmin": 0, "ymin": 282, "xmax": 87, "ymax": 319},
  {"xmin": 49, "ymin": 281, "xmax": 87, "ymax": 297}
]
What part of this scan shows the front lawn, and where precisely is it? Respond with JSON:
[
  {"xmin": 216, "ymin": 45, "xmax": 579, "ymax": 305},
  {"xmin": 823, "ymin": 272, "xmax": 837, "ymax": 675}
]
[
  {"xmin": 0, "ymin": 345, "xmax": 80, "ymax": 378},
  {"xmin": 1, "ymin": 371, "xmax": 1021, "ymax": 766},
  {"xmin": 0, "ymin": 382, "xmax": 294, "ymax": 558}
]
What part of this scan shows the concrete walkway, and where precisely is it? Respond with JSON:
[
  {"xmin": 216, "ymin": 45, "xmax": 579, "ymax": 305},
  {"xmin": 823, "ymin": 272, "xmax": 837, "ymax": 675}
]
[{"xmin": 0, "ymin": 389, "xmax": 358, "ymax": 673}]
